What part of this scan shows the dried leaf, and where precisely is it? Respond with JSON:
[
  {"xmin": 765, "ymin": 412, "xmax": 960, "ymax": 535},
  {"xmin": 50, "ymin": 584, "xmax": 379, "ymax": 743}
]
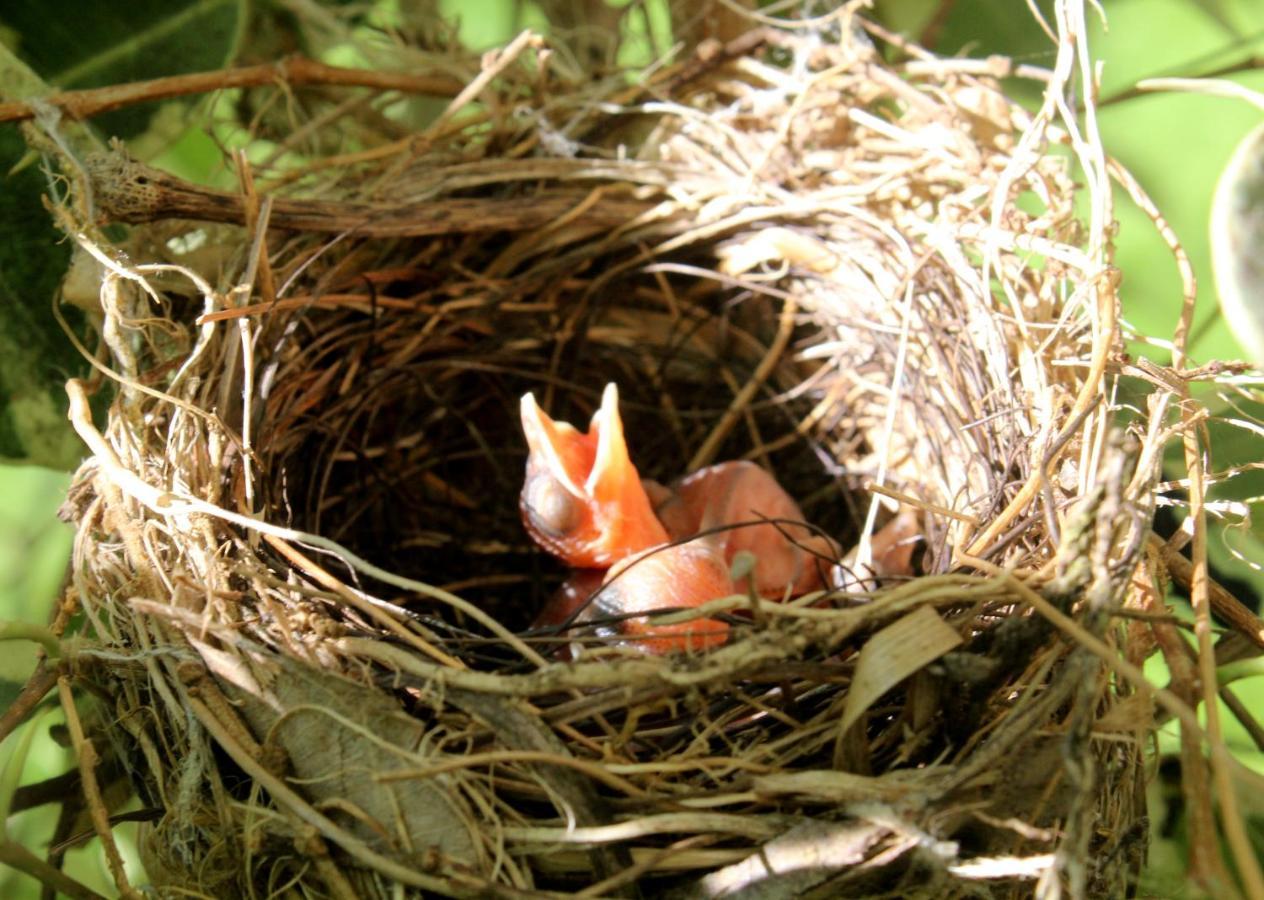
[
  {"xmin": 717, "ymin": 226, "xmax": 838, "ymax": 276},
  {"xmin": 194, "ymin": 640, "xmax": 480, "ymax": 869},
  {"xmin": 1093, "ymin": 692, "xmax": 1154, "ymax": 734},
  {"xmin": 679, "ymin": 819, "xmax": 889, "ymax": 900},
  {"xmin": 752, "ymin": 767, "xmax": 941, "ymax": 805},
  {"xmin": 838, "ymin": 605, "xmax": 963, "ymax": 737}
]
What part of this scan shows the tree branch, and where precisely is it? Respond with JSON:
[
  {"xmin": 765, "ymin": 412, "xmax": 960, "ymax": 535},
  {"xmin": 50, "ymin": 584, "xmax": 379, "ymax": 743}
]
[
  {"xmin": 0, "ymin": 55, "xmax": 466, "ymax": 124},
  {"xmin": 86, "ymin": 150, "xmax": 655, "ymax": 237}
]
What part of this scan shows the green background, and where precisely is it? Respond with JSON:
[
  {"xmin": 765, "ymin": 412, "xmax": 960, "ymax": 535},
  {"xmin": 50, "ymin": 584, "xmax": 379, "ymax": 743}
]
[{"xmin": 3, "ymin": 0, "xmax": 1264, "ymax": 896}]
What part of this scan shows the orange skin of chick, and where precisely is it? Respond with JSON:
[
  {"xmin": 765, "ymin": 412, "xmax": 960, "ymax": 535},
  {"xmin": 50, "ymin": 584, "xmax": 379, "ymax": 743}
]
[
  {"xmin": 520, "ymin": 385, "xmax": 731, "ymax": 651},
  {"xmin": 520, "ymin": 384, "xmax": 668, "ymax": 569},
  {"xmin": 651, "ymin": 461, "xmax": 838, "ymax": 598},
  {"xmin": 594, "ymin": 542, "xmax": 732, "ymax": 653},
  {"xmin": 520, "ymin": 388, "xmax": 920, "ymax": 653}
]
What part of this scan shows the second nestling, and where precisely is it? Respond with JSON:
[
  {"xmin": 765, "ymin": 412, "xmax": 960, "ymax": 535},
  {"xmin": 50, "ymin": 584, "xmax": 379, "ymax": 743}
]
[{"xmin": 518, "ymin": 383, "xmax": 845, "ymax": 654}]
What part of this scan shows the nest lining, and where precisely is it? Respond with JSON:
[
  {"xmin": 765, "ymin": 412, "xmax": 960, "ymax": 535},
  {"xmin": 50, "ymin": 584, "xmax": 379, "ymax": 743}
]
[{"xmin": 51, "ymin": 10, "xmax": 1170, "ymax": 899}]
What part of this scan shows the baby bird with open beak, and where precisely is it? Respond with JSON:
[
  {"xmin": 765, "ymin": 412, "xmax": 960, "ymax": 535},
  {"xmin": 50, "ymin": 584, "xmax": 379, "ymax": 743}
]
[
  {"xmin": 520, "ymin": 384, "xmax": 730, "ymax": 652},
  {"xmin": 519, "ymin": 384, "xmax": 840, "ymax": 653},
  {"xmin": 519, "ymin": 383, "xmax": 670, "ymax": 569}
]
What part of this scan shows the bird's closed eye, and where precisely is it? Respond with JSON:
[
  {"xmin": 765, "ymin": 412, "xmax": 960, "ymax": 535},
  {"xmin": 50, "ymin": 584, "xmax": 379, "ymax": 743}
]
[{"xmin": 524, "ymin": 474, "xmax": 582, "ymax": 538}]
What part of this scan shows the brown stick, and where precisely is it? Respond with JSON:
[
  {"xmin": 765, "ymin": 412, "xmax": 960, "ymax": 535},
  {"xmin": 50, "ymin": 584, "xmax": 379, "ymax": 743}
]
[
  {"xmin": 86, "ymin": 151, "xmax": 655, "ymax": 237},
  {"xmin": 1220, "ymin": 685, "xmax": 1264, "ymax": 752},
  {"xmin": 1151, "ymin": 533, "xmax": 1264, "ymax": 651},
  {"xmin": 0, "ymin": 661, "xmax": 59, "ymax": 747},
  {"xmin": 1150, "ymin": 617, "xmax": 1229, "ymax": 890},
  {"xmin": 56, "ymin": 677, "xmax": 141, "ymax": 900},
  {"xmin": 0, "ymin": 55, "xmax": 465, "ymax": 124},
  {"xmin": 0, "ymin": 841, "xmax": 105, "ymax": 900}
]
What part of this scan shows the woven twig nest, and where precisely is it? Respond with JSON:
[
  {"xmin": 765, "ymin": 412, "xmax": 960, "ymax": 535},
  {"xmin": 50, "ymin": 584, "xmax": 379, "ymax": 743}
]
[{"xmin": 54, "ymin": 8, "xmax": 1172, "ymax": 899}]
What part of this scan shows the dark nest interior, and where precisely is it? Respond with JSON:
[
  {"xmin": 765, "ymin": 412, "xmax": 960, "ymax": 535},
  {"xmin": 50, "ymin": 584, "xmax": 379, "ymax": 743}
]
[
  {"xmin": 24, "ymin": 4, "xmax": 1262, "ymax": 899},
  {"xmin": 258, "ymin": 267, "xmax": 866, "ymax": 636}
]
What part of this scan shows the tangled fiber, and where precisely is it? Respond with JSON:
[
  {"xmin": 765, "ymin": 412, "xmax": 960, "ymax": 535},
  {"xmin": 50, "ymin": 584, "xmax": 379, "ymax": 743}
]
[{"xmin": 21, "ymin": 2, "xmax": 1261, "ymax": 897}]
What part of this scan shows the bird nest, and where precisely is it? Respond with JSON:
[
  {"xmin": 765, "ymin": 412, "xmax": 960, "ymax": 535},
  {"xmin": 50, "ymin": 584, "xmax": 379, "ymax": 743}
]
[{"xmin": 39, "ymin": 6, "xmax": 1210, "ymax": 899}]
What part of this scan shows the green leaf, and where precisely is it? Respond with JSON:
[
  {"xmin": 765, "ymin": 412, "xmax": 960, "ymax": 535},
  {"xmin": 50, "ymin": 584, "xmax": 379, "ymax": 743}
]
[
  {"xmin": 0, "ymin": 0, "xmax": 244, "ymax": 467},
  {"xmin": 0, "ymin": 0, "xmax": 247, "ymax": 138},
  {"xmin": 0, "ymin": 707, "xmax": 49, "ymax": 839},
  {"xmin": 0, "ymin": 125, "xmax": 90, "ymax": 468},
  {"xmin": 0, "ymin": 677, "xmax": 24, "ymax": 716},
  {"xmin": 1211, "ymin": 122, "xmax": 1264, "ymax": 365}
]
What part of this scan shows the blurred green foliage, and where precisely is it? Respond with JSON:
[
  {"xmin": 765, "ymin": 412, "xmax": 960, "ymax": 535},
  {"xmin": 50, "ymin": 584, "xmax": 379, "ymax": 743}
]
[
  {"xmin": 0, "ymin": 467, "xmax": 139, "ymax": 896},
  {"xmin": 0, "ymin": 126, "xmax": 82, "ymax": 468},
  {"xmin": 2, "ymin": 1, "xmax": 1264, "ymax": 897},
  {"xmin": 0, "ymin": 0, "xmax": 245, "ymax": 466}
]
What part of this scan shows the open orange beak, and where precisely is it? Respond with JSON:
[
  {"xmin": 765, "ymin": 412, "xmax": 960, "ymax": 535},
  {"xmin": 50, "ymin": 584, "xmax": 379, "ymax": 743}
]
[{"xmin": 520, "ymin": 384, "xmax": 668, "ymax": 568}]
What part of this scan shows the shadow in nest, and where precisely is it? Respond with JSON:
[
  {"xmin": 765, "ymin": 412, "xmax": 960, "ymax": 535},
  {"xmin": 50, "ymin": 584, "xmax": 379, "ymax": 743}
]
[{"xmin": 253, "ymin": 256, "xmax": 870, "ymax": 649}]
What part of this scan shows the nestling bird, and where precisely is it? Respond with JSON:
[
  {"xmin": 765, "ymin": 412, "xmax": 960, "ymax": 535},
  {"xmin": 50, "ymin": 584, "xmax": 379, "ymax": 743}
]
[
  {"xmin": 520, "ymin": 384, "xmax": 730, "ymax": 651},
  {"xmin": 651, "ymin": 460, "xmax": 838, "ymax": 598},
  {"xmin": 519, "ymin": 383, "xmax": 669, "ymax": 568},
  {"xmin": 519, "ymin": 383, "xmax": 837, "ymax": 652}
]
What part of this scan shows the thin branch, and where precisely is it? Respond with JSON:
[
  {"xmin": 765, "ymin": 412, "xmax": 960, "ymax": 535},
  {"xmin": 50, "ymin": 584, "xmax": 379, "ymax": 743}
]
[
  {"xmin": 86, "ymin": 151, "xmax": 655, "ymax": 237},
  {"xmin": 0, "ymin": 841, "xmax": 105, "ymax": 900},
  {"xmin": 56, "ymin": 678, "xmax": 140, "ymax": 900},
  {"xmin": 1151, "ymin": 533, "xmax": 1264, "ymax": 651},
  {"xmin": 0, "ymin": 55, "xmax": 465, "ymax": 124},
  {"xmin": 0, "ymin": 621, "xmax": 62, "ymax": 658},
  {"xmin": 0, "ymin": 661, "xmax": 59, "ymax": 747},
  {"xmin": 9, "ymin": 768, "xmax": 80, "ymax": 813},
  {"xmin": 1220, "ymin": 686, "xmax": 1264, "ymax": 753}
]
